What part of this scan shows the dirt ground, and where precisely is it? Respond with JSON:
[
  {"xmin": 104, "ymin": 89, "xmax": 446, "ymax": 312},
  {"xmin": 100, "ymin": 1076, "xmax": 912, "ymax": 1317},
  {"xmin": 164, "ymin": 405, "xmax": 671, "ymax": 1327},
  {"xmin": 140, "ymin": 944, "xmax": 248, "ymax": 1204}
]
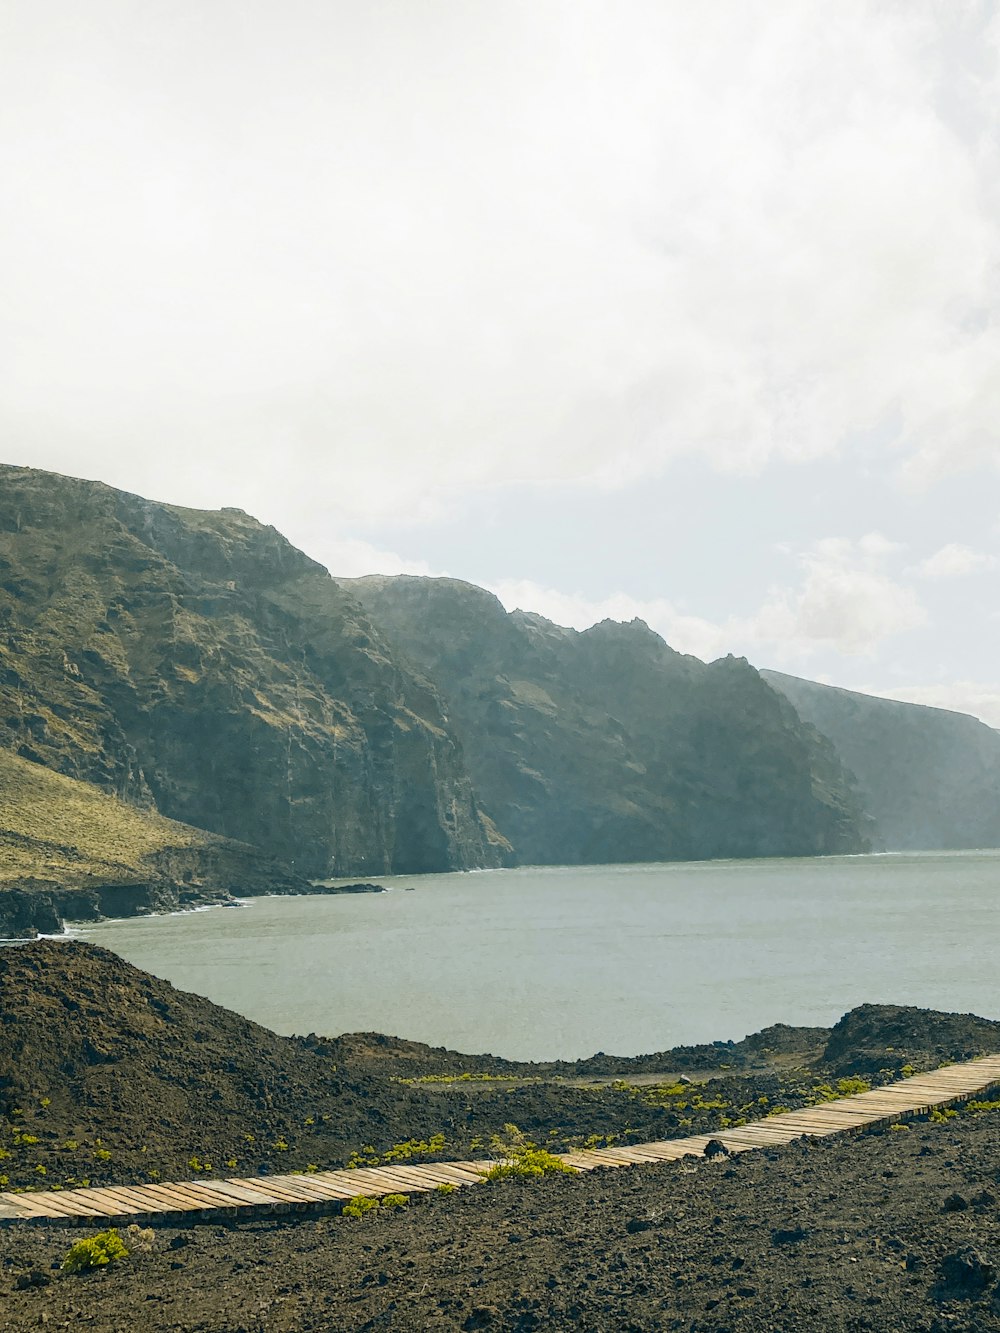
[{"xmin": 4, "ymin": 1107, "xmax": 1000, "ymax": 1332}]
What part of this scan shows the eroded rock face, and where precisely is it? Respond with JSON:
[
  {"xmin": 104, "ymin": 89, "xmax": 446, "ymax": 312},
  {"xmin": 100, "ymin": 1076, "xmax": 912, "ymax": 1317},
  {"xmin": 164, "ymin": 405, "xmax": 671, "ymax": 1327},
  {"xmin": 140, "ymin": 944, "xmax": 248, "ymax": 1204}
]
[
  {"xmin": 0, "ymin": 467, "xmax": 509, "ymax": 876},
  {"xmin": 342, "ymin": 575, "xmax": 871, "ymax": 864}
]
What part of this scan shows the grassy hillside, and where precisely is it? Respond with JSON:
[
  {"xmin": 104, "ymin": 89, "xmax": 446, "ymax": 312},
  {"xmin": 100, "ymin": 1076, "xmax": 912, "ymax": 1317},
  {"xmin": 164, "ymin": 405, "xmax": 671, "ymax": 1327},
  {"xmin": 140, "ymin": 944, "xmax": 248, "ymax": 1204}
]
[
  {"xmin": 0, "ymin": 749, "xmax": 307, "ymax": 935},
  {"xmin": 0, "ymin": 748, "xmax": 208, "ymax": 887}
]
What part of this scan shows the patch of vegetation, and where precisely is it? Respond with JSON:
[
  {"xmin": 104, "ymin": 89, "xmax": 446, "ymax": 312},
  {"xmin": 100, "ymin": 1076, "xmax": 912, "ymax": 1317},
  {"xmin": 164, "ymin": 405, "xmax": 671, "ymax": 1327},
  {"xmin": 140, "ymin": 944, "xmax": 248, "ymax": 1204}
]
[
  {"xmin": 61, "ymin": 1229, "xmax": 130, "ymax": 1274},
  {"xmin": 480, "ymin": 1125, "xmax": 576, "ymax": 1181},
  {"xmin": 0, "ymin": 748, "xmax": 211, "ymax": 889},
  {"xmin": 348, "ymin": 1133, "xmax": 447, "ymax": 1169},
  {"xmin": 964, "ymin": 1098, "xmax": 1000, "ymax": 1114},
  {"xmin": 342, "ymin": 1195, "xmax": 379, "ymax": 1218}
]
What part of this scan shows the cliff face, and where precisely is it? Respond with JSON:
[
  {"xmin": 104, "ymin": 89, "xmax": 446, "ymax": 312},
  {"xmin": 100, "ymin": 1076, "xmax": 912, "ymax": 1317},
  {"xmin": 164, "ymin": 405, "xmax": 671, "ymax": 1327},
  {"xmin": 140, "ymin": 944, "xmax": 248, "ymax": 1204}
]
[
  {"xmin": 762, "ymin": 671, "xmax": 1000, "ymax": 851},
  {"xmin": 342, "ymin": 576, "xmax": 871, "ymax": 864},
  {"xmin": 0, "ymin": 467, "xmax": 509, "ymax": 877}
]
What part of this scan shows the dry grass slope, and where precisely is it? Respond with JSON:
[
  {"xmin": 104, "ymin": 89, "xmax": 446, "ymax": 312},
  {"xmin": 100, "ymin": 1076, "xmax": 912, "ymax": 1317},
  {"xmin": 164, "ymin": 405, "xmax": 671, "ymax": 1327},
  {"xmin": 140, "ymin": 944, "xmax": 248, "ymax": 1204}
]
[{"xmin": 0, "ymin": 748, "xmax": 215, "ymax": 888}]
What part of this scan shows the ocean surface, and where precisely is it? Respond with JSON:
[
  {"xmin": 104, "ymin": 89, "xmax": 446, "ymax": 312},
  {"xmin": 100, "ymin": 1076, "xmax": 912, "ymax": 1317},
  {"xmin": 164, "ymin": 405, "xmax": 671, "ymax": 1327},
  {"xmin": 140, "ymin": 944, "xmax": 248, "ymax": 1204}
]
[{"xmin": 78, "ymin": 851, "xmax": 1000, "ymax": 1062}]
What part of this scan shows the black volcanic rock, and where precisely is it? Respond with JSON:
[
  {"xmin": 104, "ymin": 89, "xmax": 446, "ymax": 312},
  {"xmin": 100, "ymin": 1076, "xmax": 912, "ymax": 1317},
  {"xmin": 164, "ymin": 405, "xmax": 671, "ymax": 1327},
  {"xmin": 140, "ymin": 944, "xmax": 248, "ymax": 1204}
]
[
  {"xmin": 341, "ymin": 575, "xmax": 871, "ymax": 864},
  {"xmin": 762, "ymin": 671, "xmax": 1000, "ymax": 850},
  {"xmin": 0, "ymin": 467, "xmax": 509, "ymax": 877}
]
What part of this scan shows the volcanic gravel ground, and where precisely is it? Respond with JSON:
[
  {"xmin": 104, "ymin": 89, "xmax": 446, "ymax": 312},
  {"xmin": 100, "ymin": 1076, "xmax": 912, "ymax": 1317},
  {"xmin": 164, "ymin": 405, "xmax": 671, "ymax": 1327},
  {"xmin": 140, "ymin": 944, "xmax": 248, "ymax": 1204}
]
[{"xmin": 4, "ymin": 1109, "xmax": 1000, "ymax": 1331}]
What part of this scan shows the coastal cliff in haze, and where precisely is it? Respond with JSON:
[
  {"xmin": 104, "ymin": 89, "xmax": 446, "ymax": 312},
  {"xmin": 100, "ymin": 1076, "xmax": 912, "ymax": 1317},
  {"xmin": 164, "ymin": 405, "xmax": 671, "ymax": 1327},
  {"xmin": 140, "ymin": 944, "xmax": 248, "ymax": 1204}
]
[
  {"xmin": 342, "ymin": 575, "xmax": 871, "ymax": 864},
  {"xmin": 762, "ymin": 670, "xmax": 1000, "ymax": 851}
]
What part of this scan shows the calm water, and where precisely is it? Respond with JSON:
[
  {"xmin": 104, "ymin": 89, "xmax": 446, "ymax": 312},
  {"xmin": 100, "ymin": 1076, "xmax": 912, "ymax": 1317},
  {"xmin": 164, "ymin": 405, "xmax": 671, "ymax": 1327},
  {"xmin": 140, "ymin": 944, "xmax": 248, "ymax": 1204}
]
[{"xmin": 77, "ymin": 852, "xmax": 1000, "ymax": 1062}]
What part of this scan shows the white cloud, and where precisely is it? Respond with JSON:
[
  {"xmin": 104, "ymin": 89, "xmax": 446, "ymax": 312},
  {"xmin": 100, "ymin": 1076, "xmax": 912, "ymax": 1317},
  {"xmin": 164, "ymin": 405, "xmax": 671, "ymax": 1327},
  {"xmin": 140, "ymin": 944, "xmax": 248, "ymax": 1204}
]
[
  {"xmin": 867, "ymin": 682, "xmax": 1000, "ymax": 731},
  {"xmin": 309, "ymin": 537, "xmax": 435, "ymax": 580},
  {"xmin": 491, "ymin": 533, "xmax": 927, "ymax": 664},
  {"xmin": 918, "ymin": 543, "xmax": 997, "ymax": 579},
  {"xmin": 2, "ymin": 2, "xmax": 1000, "ymax": 522}
]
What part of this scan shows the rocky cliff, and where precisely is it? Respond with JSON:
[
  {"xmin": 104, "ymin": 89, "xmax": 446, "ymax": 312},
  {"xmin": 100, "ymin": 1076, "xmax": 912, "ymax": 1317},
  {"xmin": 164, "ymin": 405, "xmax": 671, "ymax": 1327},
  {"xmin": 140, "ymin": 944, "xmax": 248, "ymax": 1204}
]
[
  {"xmin": 0, "ymin": 467, "xmax": 509, "ymax": 879},
  {"xmin": 342, "ymin": 576, "xmax": 871, "ymax": 863},
  {"xmin": 762, "ymin": 671, "xmax": 1000, "ymax": 850}
]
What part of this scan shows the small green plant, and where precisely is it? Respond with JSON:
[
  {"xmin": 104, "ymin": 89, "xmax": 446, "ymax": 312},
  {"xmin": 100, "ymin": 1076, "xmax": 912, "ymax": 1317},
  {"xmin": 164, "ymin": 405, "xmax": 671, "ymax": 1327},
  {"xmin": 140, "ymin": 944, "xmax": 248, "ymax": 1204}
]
[
  {"xmin": 900, "ymin": 1064, "xmax": 916, "ymax": 1078},
  {"xmin": 964, "ymin": 1098, "xmax": 1000, "ymax": 1114},
  {"xmin": 342, "ymin": 1194, "xmax": 379, "ymax": 1218},
  {"xmin": 381, "ymin": 1193, "xmax": 409, "ymax": 1209},
  {"xmin": 93, "ymin": 1148, "xmax": 112, "ymax": 1163},
  {"xmin": 835, "ymin": 1077, "xmax": 871, "ymax": 1096},
  {"xmin": 273, "ymin": 1139, "xmax": 289, "ymax": 1152},
  {"xmin": 435, "ymin": 1182, "xmax": 457, "ymax": 1194},
  {"xmin": 62, "ymin": 1229, "xmax": 130, "ymax": 1274},
  {"xmin": 481, "ymin": 1125, "xmax": 575, "ymax": 1181},
  {"xmin": 890, "ymin": 1122, "xmax": 911, "ymax": 1132},
  {"xmin": 929, "ymin": 1107, "xmax": 958, "ymax": 1123}
]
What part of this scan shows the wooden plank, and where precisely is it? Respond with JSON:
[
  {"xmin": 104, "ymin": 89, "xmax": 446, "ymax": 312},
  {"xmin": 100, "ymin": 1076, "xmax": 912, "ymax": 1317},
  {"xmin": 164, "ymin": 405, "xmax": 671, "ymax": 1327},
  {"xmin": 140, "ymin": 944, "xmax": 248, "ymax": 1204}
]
[
  {"xmin": 377, "ymin": 1165, "xmax": 462, "ymax": 1190},
  {"xmin": 16, "ymin": 1191, "xmax": 107, "ymax": 1219},
  {"xmin": 0, "ymin": 1192, "xmax": 97, "ymax": 1220},
  {"xmin": 141, "ymin": 1181, "xmax": 237, "ymax": 1209},
  {"xmin": 360, "ymin": 1165, "xmax": 441, "ymax": 1192},
  {"xmin": 198, "ymin": 1180, "xmax": 276, "ymax": 1206},
  {"xmin": 225, "ymin": 1178, "xmax": 306, "ymax": 1205},
  {"xmin": 345, "ymin": 1167, "xmax": 431, "ymax": 1194},
  {"xmin": 421, "ymin": 1162, "xmax": 489, "ymax": 1182},
  {"xmin": 302, "ymin": 1172, "xmax": 376, "ymax": 1199},
  {"xmin": 78, "ymin": 1187, "xmax": 163, "ymax": 1215},
  {"xmin": 267, "ymin": 1175, "xmax": 355, "ymax": 1203}
]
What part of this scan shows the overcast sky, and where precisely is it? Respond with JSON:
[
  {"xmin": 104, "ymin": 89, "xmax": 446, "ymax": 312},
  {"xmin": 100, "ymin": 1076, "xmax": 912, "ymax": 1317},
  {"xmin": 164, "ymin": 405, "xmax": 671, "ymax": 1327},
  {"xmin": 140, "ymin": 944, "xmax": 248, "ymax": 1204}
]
[{"xmin": 3, "ymin": 1, "xmax": 1000, "ymax": 724}]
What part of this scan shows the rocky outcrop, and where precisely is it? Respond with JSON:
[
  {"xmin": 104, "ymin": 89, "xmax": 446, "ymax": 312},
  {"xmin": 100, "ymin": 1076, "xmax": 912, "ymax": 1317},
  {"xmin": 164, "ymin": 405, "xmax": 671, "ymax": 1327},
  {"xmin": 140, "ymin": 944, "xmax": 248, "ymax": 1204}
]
[
  {"xmin": 762, "ymin": 671, "xmax": 1000, "ymax": 850},
  {"xmin": 0, "ymin": 467, "xmax": 509, "ymax": 878},
  {"xmin": 342, "ymin": 576, "xmax": 871, "ymax": 864}
]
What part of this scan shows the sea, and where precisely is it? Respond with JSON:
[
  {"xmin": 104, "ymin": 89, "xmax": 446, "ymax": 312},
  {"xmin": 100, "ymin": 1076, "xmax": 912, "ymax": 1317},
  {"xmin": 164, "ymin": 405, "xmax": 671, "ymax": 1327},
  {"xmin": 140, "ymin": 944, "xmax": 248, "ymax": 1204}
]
[{"xmin": 76, "ymin": 850, "xmax": 1000, "ymax": 1063}]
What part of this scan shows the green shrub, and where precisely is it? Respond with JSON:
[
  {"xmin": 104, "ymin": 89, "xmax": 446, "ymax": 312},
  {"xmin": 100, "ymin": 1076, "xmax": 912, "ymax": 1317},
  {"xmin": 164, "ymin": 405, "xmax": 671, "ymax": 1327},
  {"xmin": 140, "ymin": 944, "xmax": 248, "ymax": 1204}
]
[
  {"xmin": 481, "ymin": 1125, "xmax": 575, "ymax": 1181},
  {"xmin": 62, "ymin": 1229, "xmax": 130, "ymax": 1274},
  {"xmin": 964, "ymin": 1098, "xmax": 1000, "ymax": 1114},
  {"xmin": 342, "ymin": 1195, "xmax": 379, "ymax": 1218},
  {"xmin": 435, "ymin": 1182, "xmax": 457, "ymax": 1194},
  {"xmin": 381, "ymin": 1193, "xmax": 409, "ymax": 1209},
  {"xmin": 929, "ymin": 1107, "xmax": 958, "ymax": 1123},
  {"xmin": 835, "ymin": 1077, "xmax": 871, "ymax": 1096}
]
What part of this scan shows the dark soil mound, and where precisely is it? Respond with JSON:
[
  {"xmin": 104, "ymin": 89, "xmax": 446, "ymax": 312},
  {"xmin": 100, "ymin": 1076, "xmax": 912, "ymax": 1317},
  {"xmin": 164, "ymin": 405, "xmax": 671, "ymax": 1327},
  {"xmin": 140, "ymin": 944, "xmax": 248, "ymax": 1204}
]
[
  {"xmin": 319, "ymin": 1021, "xmax": 830, "ymax": 1081},
  {"xmin": 824, "ymin": 1003, "xmax": 1000, "ymax": 1076},
  {"xmin": 0, "ymin": 941, "xmax": 465, "ymax": 1188}
]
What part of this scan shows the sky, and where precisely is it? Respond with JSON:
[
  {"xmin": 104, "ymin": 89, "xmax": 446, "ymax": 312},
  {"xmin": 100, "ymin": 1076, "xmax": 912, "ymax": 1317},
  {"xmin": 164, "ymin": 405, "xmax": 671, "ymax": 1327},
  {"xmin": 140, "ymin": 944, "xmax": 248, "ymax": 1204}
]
[{"xmin": 2, "ymin": 0, "xmax": 1000, "ymax": 725}]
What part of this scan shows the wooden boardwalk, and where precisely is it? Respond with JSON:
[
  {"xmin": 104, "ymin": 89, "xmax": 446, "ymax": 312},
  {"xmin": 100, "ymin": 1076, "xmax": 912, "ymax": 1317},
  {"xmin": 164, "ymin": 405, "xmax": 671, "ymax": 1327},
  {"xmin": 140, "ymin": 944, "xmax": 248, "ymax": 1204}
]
[{"xmin": 3, "ymin": 1053, "xmax": 999, "ymax": 1228}]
